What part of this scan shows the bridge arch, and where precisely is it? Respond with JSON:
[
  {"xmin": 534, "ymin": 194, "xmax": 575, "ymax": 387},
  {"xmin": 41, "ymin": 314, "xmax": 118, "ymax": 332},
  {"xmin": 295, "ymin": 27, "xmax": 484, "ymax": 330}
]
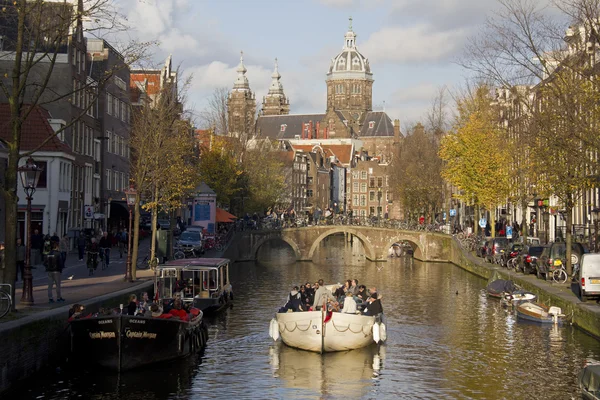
[
  {"xmin": 385, "ymin": 235, "xmax": 424, "ymax": 260},
  {"xmin": 252, "ymin": 234, "xmax": 302, "ymax": 261},
  {"xmin": 307, "ymin": 227, "xmax": 376, "ymax": 261}
]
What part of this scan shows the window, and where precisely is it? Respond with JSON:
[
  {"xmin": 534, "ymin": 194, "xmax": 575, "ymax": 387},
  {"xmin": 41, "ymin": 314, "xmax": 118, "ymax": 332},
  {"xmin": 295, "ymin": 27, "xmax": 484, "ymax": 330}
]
[
  {"xmin": 353, "ymin": 194, "xmax": 359, "ymax": 206},
  {"xmin": 307, "ymin": 189, "xmax": 313, "ymax": 198},
  {"xmin": 352, "ymin": 171, "xmax": 359, "ymax": 179},
  {"xmin": 107, "ymin": 93, "xmax": 113, "ymax": 115},
  {"xmin": 280, "ymin": 124, "xmax": 287, "ymax": 132},
  {"xmin": 377, "ymin": 177, "xmax": 383, "ymax": 187},
  {"xmin": 120, "ymin": 101, "xmax": 126, "ymax": 122},
  {"xmin": 369, "ymin": 177, "xmax": 375, "ymax": 188},
  {"xmin": 360, "ymin": 195, "xmax": 366, "ymax": 206},
  {"xmin": 361, "ymin": 171, "xmax": 367, "ymax": 179},
  {"xmin": 369, "ymin": 191, "xmax": 375, "ymax": 201},
  {"xmin": 370, "ymin": 206, "xmax": 375, "ymax": 216},
  {"xmin": 111, "ymin": 134, "xmax": 117, "ymax": 154},
  {"xmin": 361, "ymin": 183, "xmax": 367, "ymax": 193},
  {"xmin": 353, "ymin": 182, "xmax": 359, "ymax": 192},
  {"xmin": 307, "ymin": 176, "xmax": 313, "ymax": 185},
  {"xmin": 369, "ymin": 121, "xmax": 375, "ymax": 129},
  {"xmin": 106, "ymin": 169, "xmax": 111, "ymax": 190},
  {"xmin": 114, "ymin": 98, "xmax": 119, "ymax": 117},
  {"xmin": 114, "ymin": 171, "xmax": 120, "ymax": 191}
]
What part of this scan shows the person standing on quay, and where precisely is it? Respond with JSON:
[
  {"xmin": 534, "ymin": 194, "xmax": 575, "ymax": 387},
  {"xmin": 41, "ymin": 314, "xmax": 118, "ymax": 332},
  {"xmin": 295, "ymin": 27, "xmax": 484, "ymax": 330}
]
[
  {"xmin": 59, "ymin": 234, "xmax": 69, "ymax": 265},
  {"xmin": 45, "ymin": 241, "xmax": 65, "ymax": 303},
  {"xmin": 16, "ymin": 238, "xmax": 25, "ymax": 281}
]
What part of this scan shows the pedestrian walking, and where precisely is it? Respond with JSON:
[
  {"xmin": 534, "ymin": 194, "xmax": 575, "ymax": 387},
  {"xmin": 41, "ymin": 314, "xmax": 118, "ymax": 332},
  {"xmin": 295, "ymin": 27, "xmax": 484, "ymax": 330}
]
[
  {"xmin": 16, "ymin": 238, "xmax": 25, "ymax": 281},
  {"xmin": 31, "ymin": 229, "xmax": 43, "ymax": 265},
  {"xmin": 44, "ymin": 241, "xmax": 65, "ymax": 303},
  {"xmin": 77, "ymin": 232, "xmax": 86, "ymax": 261},
  {"xmin": 59, "ymin": 234, "xmax": 69, "ymax": 265}
]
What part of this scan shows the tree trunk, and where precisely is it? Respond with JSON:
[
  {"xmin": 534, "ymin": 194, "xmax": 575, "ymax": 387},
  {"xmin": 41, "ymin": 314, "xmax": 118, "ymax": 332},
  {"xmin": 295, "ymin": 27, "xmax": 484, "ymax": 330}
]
[
  {"xmin": 1, "ymin": 150, "xmax": 19, "ymax": 309},
  {"xmin": 150, "ymin": 183, "xmax": 159, "ymax": 263},
  {"xmin": 565, "ymin": 199, "xmax": 574, "ymax": 276},
  {"xmin": 490, "ymin": 205, "xmax": 496, "ymax": 238},
  {"xmin": 521, "ymin": 197, "xmax": 528, "ymax": 243},
  {"xmin": 131, "ymin": 195, "xmax": 141, "ymax": 280}
]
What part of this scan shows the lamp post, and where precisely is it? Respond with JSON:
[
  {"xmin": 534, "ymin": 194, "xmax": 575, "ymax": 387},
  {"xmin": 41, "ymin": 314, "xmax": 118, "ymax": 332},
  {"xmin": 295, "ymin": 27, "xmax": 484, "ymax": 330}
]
[
  {"xmin": 18, "ymin": 158, "xmax": 43, "ymax": 305},
  {"xmin": 592, "ymin": 208, "xmax": 600, "ymax": 252},
  {"xmin": 124, "ymin": 186, "xmax": 137, "ymax": 282}
]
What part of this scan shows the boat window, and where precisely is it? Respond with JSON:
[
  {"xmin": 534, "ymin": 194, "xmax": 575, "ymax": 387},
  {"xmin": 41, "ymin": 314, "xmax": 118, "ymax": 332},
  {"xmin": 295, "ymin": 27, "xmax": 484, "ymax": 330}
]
[
  {"xmin": 182, "ymin": 271, "xmax": 196, "ymax": 299},
  {"xmin": 159, "ymin": 269, "xmax": 178, "ymax": 299},
  {"xmin": 222, "ymin": 264, "xmax": 228, "ymax": 285}
]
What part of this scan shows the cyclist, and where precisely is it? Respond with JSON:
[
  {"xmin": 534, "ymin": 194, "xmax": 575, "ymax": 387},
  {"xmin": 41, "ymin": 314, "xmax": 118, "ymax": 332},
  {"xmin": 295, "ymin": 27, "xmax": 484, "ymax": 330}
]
[
  {"xmin": 99, "ymin": 231, "xmax": 111, "ymax": 269},
  {"xmin": 87, "ymin": 238, "xmax": 99, "ymax": 275}
]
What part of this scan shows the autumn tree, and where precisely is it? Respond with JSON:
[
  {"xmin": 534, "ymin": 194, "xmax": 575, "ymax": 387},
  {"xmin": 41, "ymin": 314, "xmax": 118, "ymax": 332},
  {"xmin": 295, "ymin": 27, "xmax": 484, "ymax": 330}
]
[
  {"xmin": 198, "ymin": 135, "xmax": 242, "ymax": 207},
  {"xmin": 198, "ymin": 87, "xmax": 229, "ymax": 135},
  {"xmin": 129, "ymin": 79, "xmax": 198, "ymax": 279},
  {"xmin": 393, "ymin": 123, "xmax": 444, "ymax": 223},
  {"xmin": 439, "ymin": 85, "xmax": 511, "ymax": 237}
]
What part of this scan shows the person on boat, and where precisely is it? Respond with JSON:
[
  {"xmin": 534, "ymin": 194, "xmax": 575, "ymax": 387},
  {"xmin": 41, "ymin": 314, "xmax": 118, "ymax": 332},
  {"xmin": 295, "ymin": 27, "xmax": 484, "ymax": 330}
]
[
  {"xmin": 300, "ymin": 285, "xmax": 311, "ymax": 311},
  {"xmin": 138, "ymin": 292, "xmax": 150, "ymax": 314},
  {"xmin": 68, "ymin": 304, "xmax": 86, "ymax": 321},
  {"xmin": 126, "ymin": 294, "xmax": 138, "ymax": 315},
  {"xmin": 349, "ymin": 279, "xmax": 359, "ymax": 296},
  {"xmin": 356, "ymin": 285, "xmax": 368, "ymax": 302},
  {"xmin": 363, "ymin": 293, "xmax": 384, "ymax": 316},
  {"xmin": 341, "ymin": 291, "xmax": 357, "ymax": 314},
  {"xmin": 279, "ymin": 286, "xmax": 304, "ymax": 312},
  {"xmin": 169, "ymin": 299, "xmax": 189, "ymax": 321},
  {"xmin": 312, "ymin": 279, "xmax": 336, "ymax": 311},
  {"xmin": 150, "ymin": 304, "xmax": 163, "ymax": 317}
]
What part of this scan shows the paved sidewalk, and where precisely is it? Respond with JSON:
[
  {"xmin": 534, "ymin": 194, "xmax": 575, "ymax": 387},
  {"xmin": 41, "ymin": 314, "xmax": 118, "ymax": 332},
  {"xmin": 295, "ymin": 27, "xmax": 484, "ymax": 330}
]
[{"xmin": 7, "ymin": 239, "xmax": 154, "ymax": 317}]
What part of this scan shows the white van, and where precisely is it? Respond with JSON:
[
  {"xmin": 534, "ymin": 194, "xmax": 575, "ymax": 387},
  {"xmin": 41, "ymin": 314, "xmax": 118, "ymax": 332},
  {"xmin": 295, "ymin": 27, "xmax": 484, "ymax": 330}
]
[{"xmin": 578, "ymin": 253, "xmax": 600, "ymax": 301}]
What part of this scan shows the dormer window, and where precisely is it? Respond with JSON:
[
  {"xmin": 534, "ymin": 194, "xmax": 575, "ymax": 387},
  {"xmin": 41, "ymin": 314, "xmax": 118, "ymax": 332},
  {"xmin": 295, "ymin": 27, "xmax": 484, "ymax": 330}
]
[
  {"xmin": 369, "ymin": 121, "xmax": 375, "ymax": 129},
  {"xmin": 280, "ymin": 124, "xmax": 287, "ymax": 132}
]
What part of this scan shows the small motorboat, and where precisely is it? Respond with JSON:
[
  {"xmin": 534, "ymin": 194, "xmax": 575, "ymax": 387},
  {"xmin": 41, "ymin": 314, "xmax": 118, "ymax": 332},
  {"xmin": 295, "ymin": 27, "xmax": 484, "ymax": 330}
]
[
  {"xmin": 389, "ymin": 243, "xmax": 402, "ymax": 257},
  {"xmin": 269, "ymin": 310, "xmax": 386, "ymax": 353},
  {"xmin": 501, "ymin": 290, "xmax": 537, "ymax": 307},
  {"xmin": 516, "ymin": 302, "xmax": 565, "ymax": 324},
  {"xmin": 486, "ymin": 279, "xmax": 516, "ymax": 299}
]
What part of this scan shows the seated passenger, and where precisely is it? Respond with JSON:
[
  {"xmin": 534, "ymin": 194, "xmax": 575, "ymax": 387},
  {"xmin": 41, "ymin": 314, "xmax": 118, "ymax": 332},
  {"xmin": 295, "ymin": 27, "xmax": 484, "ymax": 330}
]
[
  {"xmin": 150, "ymin": 304, "xmax": 163, "ymax": 317},
  {"xmin": 312, "ymin": 279, "xmax": 336, "ymax": 310},
  {"xmin": 168, "ymin": 299, "xmax": 189, "ymax": 320},
  {"xmin": 363, "ymin": 294, "xmax": 384, "ymax": 316},
  {"xmin": 341, "ymin": 292, "xmax": 357, "ymax": 314},
  {"xmin": 349, "ymin": 279, "xmax": 359, "ymax": 295},
  {"xmin": 356, "ymin": 285, "xmax": 368, "ymax": 302},
  {"xmin": 279, "ymin": 286, "xmax": 304, "ymax": 312}
]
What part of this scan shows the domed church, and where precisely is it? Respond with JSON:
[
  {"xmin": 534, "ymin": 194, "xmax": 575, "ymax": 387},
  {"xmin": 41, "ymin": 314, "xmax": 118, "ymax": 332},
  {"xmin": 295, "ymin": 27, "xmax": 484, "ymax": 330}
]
[{"xmin": 229, "ymin": 18, "xmax": 401, "ymax": 161}]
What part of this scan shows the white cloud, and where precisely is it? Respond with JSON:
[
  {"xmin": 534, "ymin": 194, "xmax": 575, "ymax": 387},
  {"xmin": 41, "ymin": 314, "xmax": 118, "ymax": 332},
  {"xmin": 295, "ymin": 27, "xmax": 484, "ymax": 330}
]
[
  {"xmin": 392, "ymin": 82, "xmax": 439, "ymax": 103},
  {"xmin": 361, "ymin": 24, "xmax": 469, "ymax": 64},
  {"xmin": 317, "ymin": 0, "xmax": 356, "ymax": 7}
]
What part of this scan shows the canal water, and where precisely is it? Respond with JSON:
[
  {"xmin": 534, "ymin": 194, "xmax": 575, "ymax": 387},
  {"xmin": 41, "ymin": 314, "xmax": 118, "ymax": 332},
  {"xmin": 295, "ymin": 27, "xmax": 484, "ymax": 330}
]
[{"xmin": 14, "ymin": 235, "xmax": 600, "ymax": 399}]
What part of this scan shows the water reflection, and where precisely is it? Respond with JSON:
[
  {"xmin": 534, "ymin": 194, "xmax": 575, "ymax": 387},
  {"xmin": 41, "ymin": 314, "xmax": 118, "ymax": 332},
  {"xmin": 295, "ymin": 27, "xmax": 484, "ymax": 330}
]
[{"xmin": 269, "ymin": 342, "xmax": 385, "ymax": 398}]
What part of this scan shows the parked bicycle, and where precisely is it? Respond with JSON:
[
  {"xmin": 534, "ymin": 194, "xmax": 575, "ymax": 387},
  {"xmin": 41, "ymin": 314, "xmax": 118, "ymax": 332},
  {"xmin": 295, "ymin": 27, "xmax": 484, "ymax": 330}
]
[
  {"xmin": 137, "ymin": 252, "xmax": 159, "ymax": 270},
  {"xmin": 0, "ymin": 284, "xmax": 12, "ymax": 319}
]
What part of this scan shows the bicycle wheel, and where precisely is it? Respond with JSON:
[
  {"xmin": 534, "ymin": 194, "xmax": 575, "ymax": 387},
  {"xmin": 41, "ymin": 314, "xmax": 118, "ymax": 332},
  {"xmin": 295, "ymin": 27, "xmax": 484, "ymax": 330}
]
[
  {"xmin": 215, "ymin": 243, "xmax": 223, "ymax": 252},
  {"xmin": 0, "ymin": 290, "xmax": 11, "ymax": 319},
  {"xmin": 136, "ymin": 255, "xmax": 149, "ymax": 270},
  {"xmin": 149, "ymin": 257, "xmax": 159, "ymax": 271},
  {"xmin": 553, "ymin": 269, "xmax": 568, "ymax": 284},
  {"xmin": 174, "ymin": 251, "xmax": 186, "ymax": 260}
]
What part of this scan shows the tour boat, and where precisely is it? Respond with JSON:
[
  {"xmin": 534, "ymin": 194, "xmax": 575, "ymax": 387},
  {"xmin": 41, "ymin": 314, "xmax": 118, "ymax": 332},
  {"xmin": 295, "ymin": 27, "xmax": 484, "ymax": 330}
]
[
  {"xmin": 69, "ymin": 309, "xmax": 208, "ymax": 371},
  {"xmin": 516, "ymin": 302, "xmax": 565, "ymax": 325},
  {"xmin": 269, "ymin": 309, "xmax": 386, "ymax": 353},
  {"xmin": 157, "ymin": 258, "xmax": 233, "ymax": 315}
]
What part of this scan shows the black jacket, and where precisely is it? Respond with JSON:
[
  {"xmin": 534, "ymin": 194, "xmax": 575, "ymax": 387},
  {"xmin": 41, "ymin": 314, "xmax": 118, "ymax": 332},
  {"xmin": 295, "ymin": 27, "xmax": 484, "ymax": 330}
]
[
  {"xmin": 363, "ymin": 299, "xmax": 383, "ymax": 316},
  {"xmin": 44, "ymin": 250, "xmax": 64, "ymax": 272}
]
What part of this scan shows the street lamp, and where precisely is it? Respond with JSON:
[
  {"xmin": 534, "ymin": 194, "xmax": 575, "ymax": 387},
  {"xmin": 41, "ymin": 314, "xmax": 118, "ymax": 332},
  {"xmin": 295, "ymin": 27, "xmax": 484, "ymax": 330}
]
[
  {"xmin": 592, "ymin": 208, "xmax": 600, "ymax": 252},
  {"xmin": 17, "ymin": 158, "xmax": 43, "ymax": 305},
  {"xmin": 124, "ymin": 186, "xmax": 137, "ymax": 282}
]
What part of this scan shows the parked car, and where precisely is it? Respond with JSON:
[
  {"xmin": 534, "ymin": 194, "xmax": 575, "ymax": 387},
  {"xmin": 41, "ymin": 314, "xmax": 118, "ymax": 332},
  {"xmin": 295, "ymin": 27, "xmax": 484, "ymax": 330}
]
[
  {"xmin": 485, "ymin": 237, "xmax": 509, "ymax": 264},
  {"xmin": 537, "ymin": 241, "xmax": 586, "ymax": 280},
  {"xmin": 578, "ymin": 363, "xmax": 600, "ymax": 399},
  {"xmin": 577, "ymin": 253, "xmax": 600, "ymax": 301},
  {"xmin": 518, "ymin": 245, "xmax": 546, "ymax": 274},
  {"xmin": 176, "ymin": 230, "xmax": 204, "ymax": 255}
]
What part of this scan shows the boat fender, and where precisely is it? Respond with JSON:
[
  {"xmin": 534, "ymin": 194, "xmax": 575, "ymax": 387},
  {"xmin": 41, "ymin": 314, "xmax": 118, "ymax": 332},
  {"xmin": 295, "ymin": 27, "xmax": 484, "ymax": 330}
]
[
  {"xmin": 373, "ymin": 322, "xmax": 381, "ymax": 344},
  {"xmin": 269, "ymin": 318, "xmax": 280, "ymax": 341},
  {"xmin": 379, "ymin": 323, "xmax": 387, "ymax": 343},
  {"xmin": 178, "ymin": 334, "xmax": 184, "ymax": 353},
  {"xmin": 198, "ymin": 330, "xmax": 204, "ymax": 348}
]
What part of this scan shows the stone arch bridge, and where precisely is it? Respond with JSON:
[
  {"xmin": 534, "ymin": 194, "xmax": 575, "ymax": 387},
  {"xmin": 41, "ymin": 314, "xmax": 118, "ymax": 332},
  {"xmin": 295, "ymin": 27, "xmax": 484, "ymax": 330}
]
[{"xmin": 226, "ymin": 226, "xmax": 453, "ymax": 262}]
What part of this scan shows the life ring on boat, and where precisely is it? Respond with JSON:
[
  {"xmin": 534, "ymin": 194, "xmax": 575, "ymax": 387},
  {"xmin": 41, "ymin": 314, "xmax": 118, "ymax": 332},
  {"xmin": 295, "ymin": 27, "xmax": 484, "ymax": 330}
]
[
  {"xmin": 379, "ymin": 323, "xmax": 387, "ymax": 342},
  {"xmin": 373, "ymin": 322, "xmax": 381, "ymax": 344},
  {"xmin": 269, "ymin": 318, "xmax": 280, "ymax": 341}
]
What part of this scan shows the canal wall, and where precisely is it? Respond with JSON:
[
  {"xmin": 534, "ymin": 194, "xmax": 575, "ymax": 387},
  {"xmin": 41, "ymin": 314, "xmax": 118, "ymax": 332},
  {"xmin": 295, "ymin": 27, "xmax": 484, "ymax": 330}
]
[
  {"xmin": 447, "ymin": 237, "xmax": 600, "ymax": 340},
  {"xmin": 0, "ymin": 280, "xmax": 153, "ymax": 395}
]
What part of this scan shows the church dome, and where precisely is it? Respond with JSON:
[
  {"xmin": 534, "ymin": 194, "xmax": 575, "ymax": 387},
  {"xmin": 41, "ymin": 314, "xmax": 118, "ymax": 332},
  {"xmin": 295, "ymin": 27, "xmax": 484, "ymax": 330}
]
[{"xmin": 327, "ymin": 19, "xmax": 372, "ymax": 81}]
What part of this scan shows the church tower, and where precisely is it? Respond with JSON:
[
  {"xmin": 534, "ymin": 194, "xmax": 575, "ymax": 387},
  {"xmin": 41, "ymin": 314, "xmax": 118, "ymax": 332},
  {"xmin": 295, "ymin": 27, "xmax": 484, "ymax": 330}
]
[
  {"xmin": 261, "ymin": 58, "xmax": 290, "ymax": 116},
  {"xmin": 227, "ymin": 52, "xmax": 256, "ymax": 136},
  {"xmin": 323, "ymin": 18, "xmax": 374, "ymax": 135}
]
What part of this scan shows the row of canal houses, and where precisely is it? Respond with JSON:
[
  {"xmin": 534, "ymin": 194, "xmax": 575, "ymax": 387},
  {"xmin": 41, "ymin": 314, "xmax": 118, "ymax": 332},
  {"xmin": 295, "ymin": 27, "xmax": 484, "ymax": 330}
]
[{"xmin": 0, "ymin": 1, "xmax": 177, "ymax": 244}]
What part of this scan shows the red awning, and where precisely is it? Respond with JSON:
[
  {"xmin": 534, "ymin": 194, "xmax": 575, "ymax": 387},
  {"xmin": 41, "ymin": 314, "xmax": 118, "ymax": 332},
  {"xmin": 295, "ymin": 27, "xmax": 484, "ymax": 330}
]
[{"xmin": 216, "ymin": 208, "xmax": 237, "ymax": 223}]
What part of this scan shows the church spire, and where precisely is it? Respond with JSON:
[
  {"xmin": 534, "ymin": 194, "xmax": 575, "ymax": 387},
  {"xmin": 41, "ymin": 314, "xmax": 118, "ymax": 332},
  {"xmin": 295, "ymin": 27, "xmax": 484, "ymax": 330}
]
[
  {"xmin": 344, "ymin": 16, "xmax": 357, "ymax": 49},
  {"xmin": 233, "ymin": 51, "xmax": 250, "ymax": 91},
  {"xmin": 268, "ymin": 58, "xmax": 284, "ymax": 95}
]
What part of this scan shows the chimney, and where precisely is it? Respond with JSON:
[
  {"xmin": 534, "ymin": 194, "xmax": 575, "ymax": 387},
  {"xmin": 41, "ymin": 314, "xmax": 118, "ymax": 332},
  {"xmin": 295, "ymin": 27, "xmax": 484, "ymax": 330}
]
[
  {"xmin": 394, "ymin": 119, "xmax": 401, "ymax": 139},
  {"xmin": 309, "ymin": 120, "xmax": 313, "ymax": 140},
  {"xmin": 316, "ymin": 121, "xmax": 320, "ymax": 139}
]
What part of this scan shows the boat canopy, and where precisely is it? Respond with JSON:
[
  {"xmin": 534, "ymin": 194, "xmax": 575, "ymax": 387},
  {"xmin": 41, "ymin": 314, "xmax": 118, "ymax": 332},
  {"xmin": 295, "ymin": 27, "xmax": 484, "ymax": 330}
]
[
  {"xmin": 157, "ymin": 258, "xmax": 230, "ymax": 303},
  {"xmin": 487, "ymin": 279, "xmax": 516, "ymax": 294}
]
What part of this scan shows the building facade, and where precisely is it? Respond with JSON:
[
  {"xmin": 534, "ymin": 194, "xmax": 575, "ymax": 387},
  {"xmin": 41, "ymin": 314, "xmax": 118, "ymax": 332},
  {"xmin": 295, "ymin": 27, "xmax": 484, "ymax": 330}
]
[
  {"xmin": 261, "ymin": 59, "xmax": 289, "ymax": 116},
  {"xmin": 227, "ymin": 53, "xmax": 256, "ymax": 136}
]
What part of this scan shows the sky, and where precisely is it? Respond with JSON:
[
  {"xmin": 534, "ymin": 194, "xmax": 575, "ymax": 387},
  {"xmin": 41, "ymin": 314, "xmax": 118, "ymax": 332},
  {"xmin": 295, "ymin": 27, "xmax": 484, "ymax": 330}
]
[{"xmin": 113, "ymin": 0, "xmax": 510, "ymax": 128}]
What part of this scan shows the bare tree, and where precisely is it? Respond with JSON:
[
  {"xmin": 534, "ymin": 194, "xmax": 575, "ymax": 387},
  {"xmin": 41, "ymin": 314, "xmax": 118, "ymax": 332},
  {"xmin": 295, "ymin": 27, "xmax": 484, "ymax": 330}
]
[{"xmin": 198, "ymin": 87, "xmax": 229, "ymax": 135}]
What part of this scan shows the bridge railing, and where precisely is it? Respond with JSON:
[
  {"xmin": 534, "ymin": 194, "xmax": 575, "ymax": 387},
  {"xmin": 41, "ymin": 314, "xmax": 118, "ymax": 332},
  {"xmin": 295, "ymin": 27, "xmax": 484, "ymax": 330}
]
[{"xmin": 236, "ymin": 215, "xmax": 450, "ymax": 233}]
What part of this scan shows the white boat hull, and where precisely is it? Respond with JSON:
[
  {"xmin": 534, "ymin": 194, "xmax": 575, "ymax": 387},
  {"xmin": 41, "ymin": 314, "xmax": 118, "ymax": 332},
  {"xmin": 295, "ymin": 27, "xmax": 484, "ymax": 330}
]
[{"xmin": 274, "ymin": 311, "xmax": 378, "ymax": 353}]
